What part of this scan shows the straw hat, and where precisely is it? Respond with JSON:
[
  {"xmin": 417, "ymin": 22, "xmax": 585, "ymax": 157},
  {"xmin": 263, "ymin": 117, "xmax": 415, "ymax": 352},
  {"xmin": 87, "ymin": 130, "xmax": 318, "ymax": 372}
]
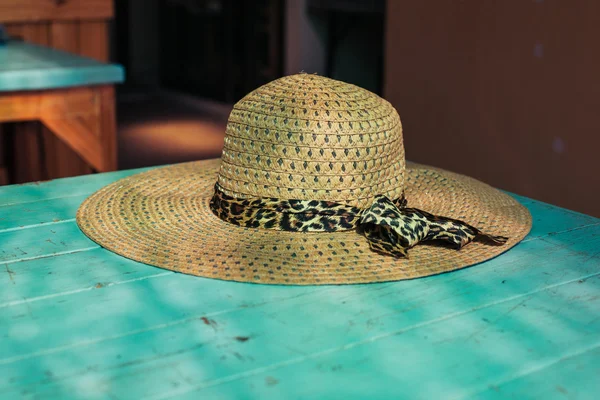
[{"xmin": 77, "ymin": 74, "xmax": 531, "ymax": 285}]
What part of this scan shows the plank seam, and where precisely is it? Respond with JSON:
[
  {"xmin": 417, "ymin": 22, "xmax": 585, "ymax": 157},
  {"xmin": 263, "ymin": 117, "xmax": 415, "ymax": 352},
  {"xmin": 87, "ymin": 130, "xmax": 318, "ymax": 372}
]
[
  {"xmin": 0, "ymin": 192, "xmax": 94, "ymax": 208},
  {"xmin": 0, "ymin": 286, "xmax": 331, "ymax": 367},
  {"xmin": 521, "ymin": 222, "xmax": 600, "ymax": 243},
  {"xmin": 0, "ymin": 218, "xmax": 75, "ymax": 233},
  {"xmin": 0, "ymin": 222, "xmax": 597, "ymax": 306},
  {"xmin": 149, "ymin": 270, "xmax": 600, "ymax": 399},
  {"xmin": 1, "ymin": 220, "xmax": 598, "ymax": 263},
  {"xmin": 1, "ymin": 246, "xmax": 99, "ymax": 265},
  {"xmin": 0, "ymin": 271, "xmax": 173, "ymax": 309},
  {"xmin": 454, "ymin": 340, "xmax": 600, "ymax": 400},
  {"xmin": 0, "ymin": 270, "xmax": 597, "ymax": 384}
]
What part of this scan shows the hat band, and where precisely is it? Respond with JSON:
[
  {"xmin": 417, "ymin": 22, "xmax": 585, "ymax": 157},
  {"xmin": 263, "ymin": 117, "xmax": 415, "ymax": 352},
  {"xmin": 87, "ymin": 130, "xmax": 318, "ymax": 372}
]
[{"xmin": 209, "ymin": 183, "xmax": 508, "ymax": 258}]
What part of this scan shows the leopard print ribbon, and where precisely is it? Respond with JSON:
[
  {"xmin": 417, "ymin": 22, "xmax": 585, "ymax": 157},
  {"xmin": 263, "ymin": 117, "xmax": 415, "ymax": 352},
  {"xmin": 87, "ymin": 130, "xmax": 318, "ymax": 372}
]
[{"xmin": 210, "ymin": 184, "xmax": 508, "ymax": 258}]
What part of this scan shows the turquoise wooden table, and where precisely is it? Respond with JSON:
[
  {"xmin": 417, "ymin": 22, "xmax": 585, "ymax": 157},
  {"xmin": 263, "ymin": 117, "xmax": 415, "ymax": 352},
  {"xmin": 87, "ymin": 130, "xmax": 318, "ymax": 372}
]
[{"xmin": 0, "ymin": 167, "xmax": 599, "ymax": 399}]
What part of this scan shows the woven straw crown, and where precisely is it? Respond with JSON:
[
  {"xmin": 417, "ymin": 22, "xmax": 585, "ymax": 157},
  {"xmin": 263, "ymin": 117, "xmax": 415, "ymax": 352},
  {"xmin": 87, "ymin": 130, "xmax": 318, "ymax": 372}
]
[{"xmin": 217, "ymin": 73, "xmax": 406, "ymax": 208}]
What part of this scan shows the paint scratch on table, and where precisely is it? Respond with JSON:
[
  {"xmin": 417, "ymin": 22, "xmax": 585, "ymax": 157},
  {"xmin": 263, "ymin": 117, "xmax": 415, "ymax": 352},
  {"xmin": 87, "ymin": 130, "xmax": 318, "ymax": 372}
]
[
  {"xmin": 5, "ymin": 264, "xmax": 15, "ymax": 284},
  {"xmin": 201, "ymin": 317, "xmax": 219, "ymax": 333},
  {"xmin": 265, "ymin": 376, "xmax": 279, "ymax": 386}
]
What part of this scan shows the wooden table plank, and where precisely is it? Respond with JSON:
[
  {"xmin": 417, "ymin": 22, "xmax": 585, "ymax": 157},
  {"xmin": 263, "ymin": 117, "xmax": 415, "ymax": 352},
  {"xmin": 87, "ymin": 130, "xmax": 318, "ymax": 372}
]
[
  {"xmin": 511, "ymin": 194, "xmax": 600, "ymax": 241},
  {"xmin": 0, "ymin": 193, "xmax": 593, "ymax": 320},
  {"xmin": 0, "ymin": 166, "xmax": 597, "ymax": 314},
  {"xmin": 0, "ymin": 186, "xmax": 597, "ymax": 266},
  {"xmin": 0, "ymin": 164, "xmax": 594, "ymax": 235},
  {"xmin": 0, "ymin": 224, "xmax": 598, "ymax": 399},
  {"xmin": 0, "ymin": 222, "xmax": 97, "ymax": 264},
  {"xmin": 183, "ymin": 278, "xmax": 600, "ymax": 400},
  {"xmin": 0, "ymin": 248, "xmax": 172, "ymax": 306},
  {"xmin": 0, "ymin": 170, "xmax": 598, "ymax": 399},
  {"xmin": 1, "ymin": 252, "xmax": 598, "ymax": 399},
  {"xmin": 0, "ymin": 194, "xmax": 87, "ymax": 231},
  {"xmin": 472, "ymin": 347, "xmax": 600, "ymax": 400},
  {"xmin": 0, "ymin": 167, "xmax": 151, "ymax": 207}
]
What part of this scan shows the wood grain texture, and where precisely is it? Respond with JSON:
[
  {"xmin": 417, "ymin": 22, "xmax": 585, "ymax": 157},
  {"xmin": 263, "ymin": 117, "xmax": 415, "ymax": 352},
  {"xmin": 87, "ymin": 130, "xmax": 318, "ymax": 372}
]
[
  {"xmin": 0, "ymin": 87, "xmax": 118, "ymax": 173},
  {"xmin": 48, "ymin": 21, "xmax": 92, "ymax": 178},
  {"xmin": 97, "ymin": 85, "xmax": 117, "ymax": 170},
  {"xmin": 39, "ymin": 85, "xmax": 116, "ymax": 171},
  {"xmin": 1, "ymin": 22, "xmax": 120, "ymax": 182},
  {"xmin": 0, "ymin": 168, "xmax": 598, "ymax": 399},
  {"xmin": 3, "ymin": 23, "xmax": 50, "ymax": 183},
  {"xmin": 49, "ymin": 20, "xmax": 79, "ymax": 52},
  {"xmin": 0, "ymin": 127, "xmax": 6, "ymax": 185},
  {"xmin": 11, "ymin": 122, "xmax": 44, "ymax": 182},
  {"xmin": 0, "ymin": 0, "xmax": 113, "ymax": 23},
  {"xmin": 0, "ymin": 167, "xmax": 154, "ymax": 207},
  {"xmin": 78, "ymin": 20, "xmax": 109, "ymax": 62},
  {"xmin": 0, "ymin": 92, "xmax": 40, "ymax": 121},
  {"xmin": 41, "ymin": 117, "xmax": 104, "ymax": 171},
  {"xmin": 1, "ymin": 13, "xmax": 119, "ymax": 184}
]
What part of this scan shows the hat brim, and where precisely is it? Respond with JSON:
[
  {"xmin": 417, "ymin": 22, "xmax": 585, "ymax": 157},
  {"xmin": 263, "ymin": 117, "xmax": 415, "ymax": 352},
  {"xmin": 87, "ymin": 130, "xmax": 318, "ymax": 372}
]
[{"xmin": 76, "ymin": 159, "xmax": 531, "ymax": 285}]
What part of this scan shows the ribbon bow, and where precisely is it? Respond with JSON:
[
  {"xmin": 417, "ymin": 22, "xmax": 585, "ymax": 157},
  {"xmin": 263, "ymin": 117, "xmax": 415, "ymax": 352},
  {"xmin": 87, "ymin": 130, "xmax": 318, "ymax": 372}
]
[
  {"xmin": 359, "ymin": 195, "xmax": 507, "ymax": 257},
  {"xmin": 210, "ymin": 185, "xmax": 508, "ymax": 258}
]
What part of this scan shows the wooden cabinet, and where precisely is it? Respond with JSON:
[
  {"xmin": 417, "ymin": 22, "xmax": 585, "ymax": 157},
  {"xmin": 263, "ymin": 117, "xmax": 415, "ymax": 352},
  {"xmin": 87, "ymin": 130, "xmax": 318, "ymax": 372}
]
[{"xmin": 0, "ymin": 0, "xmax": 115, "ymax": 183}]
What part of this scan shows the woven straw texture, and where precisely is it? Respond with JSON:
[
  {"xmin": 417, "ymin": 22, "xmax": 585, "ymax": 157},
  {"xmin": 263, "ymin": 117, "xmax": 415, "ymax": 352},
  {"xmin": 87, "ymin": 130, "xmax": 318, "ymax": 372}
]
[
  {"xmin": 218, "ymin": 73, "xmax": 405, "ymax": 208},
  {"xmin": 77, "ymin": 160, "xmax": 531, "ymax": 284},
  {"xmin": 76, "ymin": 74, "xmax": 531, "ymax": 285}
]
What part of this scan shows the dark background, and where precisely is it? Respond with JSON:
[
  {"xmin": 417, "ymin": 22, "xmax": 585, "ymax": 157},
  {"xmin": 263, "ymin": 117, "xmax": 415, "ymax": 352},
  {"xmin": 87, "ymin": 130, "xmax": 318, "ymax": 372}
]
[{"xmin": 2, "ymin": 0, "xmax": 599, "ymax": 217}]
